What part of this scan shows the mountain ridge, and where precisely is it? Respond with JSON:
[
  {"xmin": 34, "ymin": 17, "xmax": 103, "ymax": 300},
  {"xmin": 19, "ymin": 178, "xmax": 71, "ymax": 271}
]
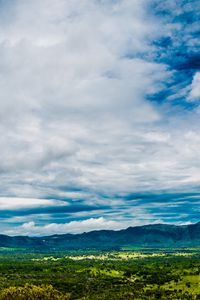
[{"xmin": 0, "ymin": 222, "xmax": 200, "ymax": 251}]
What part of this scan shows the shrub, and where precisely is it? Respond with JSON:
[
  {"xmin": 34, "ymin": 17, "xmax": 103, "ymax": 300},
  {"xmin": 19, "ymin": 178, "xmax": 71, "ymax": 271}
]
[{"xmin": 0, "ymin": 284, "xmax": 70, "ymax": 300}]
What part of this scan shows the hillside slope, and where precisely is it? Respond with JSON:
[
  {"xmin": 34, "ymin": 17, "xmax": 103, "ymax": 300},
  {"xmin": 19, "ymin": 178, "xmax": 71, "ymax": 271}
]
[{"xmin": 0, "ymin": 222, "xmax": 200, "ymax": 250}]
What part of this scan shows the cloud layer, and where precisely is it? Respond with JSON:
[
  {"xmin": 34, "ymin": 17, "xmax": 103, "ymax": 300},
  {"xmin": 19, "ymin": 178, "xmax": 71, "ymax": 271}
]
[{"xmin": 0, "ymin": 0, "xmax": 199, "ymax": 235}]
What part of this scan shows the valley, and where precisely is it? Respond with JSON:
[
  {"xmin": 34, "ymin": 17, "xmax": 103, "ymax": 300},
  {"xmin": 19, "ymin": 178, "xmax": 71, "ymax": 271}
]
[{"xmin": 0, "ymin": 247, "xmax": 199, "ymax": 299}]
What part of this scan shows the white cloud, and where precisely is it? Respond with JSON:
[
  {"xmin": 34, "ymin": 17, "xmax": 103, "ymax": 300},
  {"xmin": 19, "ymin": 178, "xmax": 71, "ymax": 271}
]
[
  {"xmin": 0, "ymin": 197, "xmax": 67, "ymax": 210},
  {"xmin": 0, "ymin": 0, "xmax": 198, "ymax": 234},
  {"xmin": 4, "ymin": 217, "xmax": 163, "ymax": 236},
  {"xmin": 5, "ymin": 218, "xmax": 124, "ymax": 236},
  {"xmin": 0, "ymin": 0, "xmax": 169, "ymax": 198},
  {"xmin": 188, "ymin": 72, "xmax": 200, "ymax": 101}
]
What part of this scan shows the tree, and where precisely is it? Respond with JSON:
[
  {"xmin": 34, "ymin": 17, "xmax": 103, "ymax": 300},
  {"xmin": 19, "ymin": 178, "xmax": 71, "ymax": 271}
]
[{"xmin": 0, "ymin": 284, "xmax": 70, "ymax": 300}]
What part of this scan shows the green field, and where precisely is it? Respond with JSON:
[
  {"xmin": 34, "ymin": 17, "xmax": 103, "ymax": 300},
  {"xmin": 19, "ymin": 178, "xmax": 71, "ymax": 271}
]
[{"xmin": 0, "ymin": 248, "xmax": 200, "ymax": 299}]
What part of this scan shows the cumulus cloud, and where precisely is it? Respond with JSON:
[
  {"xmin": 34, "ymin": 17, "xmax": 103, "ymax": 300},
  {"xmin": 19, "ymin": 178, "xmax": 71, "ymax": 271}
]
[
  {"xmin": 0, "ymin": 0, "xmax": 199, "ymax": 235},
  {"xmin": 0, "ymin": 1, "xmax": 167, "ymax": 194},
  {"xmin": 4, "ymin": 218, "xmax": 124, "ymax": 236},
  {"xmin": 4, "ymin": 217, "xmax": 163, "ymax": 236}
]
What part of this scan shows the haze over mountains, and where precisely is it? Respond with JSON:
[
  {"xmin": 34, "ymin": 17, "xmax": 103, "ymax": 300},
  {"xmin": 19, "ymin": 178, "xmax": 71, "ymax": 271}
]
[{"xmin": 0, "ymin": 222, "xmax": 200, "ymax": 251}]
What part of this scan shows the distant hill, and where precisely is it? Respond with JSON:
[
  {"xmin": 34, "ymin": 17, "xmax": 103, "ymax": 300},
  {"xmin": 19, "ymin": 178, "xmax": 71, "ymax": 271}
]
[{"xmin": 0, "ymin": 222, "xmax": 200, "ymax": 251}]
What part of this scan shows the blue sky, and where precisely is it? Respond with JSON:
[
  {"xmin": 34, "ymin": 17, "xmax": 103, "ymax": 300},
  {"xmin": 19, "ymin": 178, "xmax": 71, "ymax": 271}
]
[{"xmin": 0, "ymin": 0, "xmax": 199, "ymax": 235}]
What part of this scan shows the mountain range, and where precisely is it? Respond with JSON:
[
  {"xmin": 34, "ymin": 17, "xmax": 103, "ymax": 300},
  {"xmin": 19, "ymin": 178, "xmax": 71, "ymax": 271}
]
[{"xmin": 0, "ymin": 222, "xmax": 200, "ymax": 251}]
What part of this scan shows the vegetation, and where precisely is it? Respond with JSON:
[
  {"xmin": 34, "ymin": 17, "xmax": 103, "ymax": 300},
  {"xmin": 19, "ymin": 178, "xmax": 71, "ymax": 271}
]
[
  {"xmin": 1, "ymin": 222, "xmax": 200, "ymax": 251},
  {"xmin": 0, "ymin": 284, "xmax": 70, "ymax": 300},
  {"xmin": 0, "ymin": 248, "xmax": 199, "ymax": 299}
]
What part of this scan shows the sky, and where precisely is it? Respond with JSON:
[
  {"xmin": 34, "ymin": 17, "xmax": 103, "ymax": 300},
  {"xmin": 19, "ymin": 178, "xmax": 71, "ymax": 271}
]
[{"xmin": 0, "ymin": 0, "xmax": 199, "ymax": 236}]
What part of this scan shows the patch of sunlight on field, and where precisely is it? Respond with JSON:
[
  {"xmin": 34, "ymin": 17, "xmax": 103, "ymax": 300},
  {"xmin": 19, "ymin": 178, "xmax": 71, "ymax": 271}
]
[
  {"xmin": 32, "ymin": 256, "xmax": 61, "ymax": 262},
  {"xmin": 89, "ymin": 267, "xmax": 124, "ymax": 277},
  {"xmin": 161, "ymin": 274, "xmax": 200, "ymax": 295},
  {"xmin": 32, "ymin": 250, "xmax": 199, "ymax": 262}
]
